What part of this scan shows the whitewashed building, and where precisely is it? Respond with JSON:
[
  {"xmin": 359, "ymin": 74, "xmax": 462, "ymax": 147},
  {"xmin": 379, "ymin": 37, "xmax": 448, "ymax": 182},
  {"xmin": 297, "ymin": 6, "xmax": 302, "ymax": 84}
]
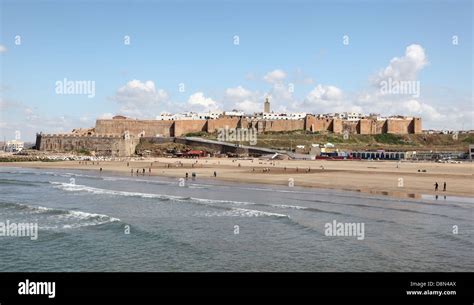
[{"xmin": 6, "ymin": 140, "xmax": 24, "ymax": 152}]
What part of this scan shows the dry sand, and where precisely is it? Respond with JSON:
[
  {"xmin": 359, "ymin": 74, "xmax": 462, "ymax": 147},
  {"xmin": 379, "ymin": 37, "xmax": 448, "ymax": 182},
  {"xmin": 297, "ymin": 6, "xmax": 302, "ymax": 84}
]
[{"xmin": 2, "ymin": 158, "xmax": 473, "ymax": 199}]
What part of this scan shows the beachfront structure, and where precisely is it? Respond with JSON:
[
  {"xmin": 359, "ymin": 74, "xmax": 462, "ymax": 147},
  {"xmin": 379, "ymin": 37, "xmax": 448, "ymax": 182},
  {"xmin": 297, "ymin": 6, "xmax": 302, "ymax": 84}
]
[
  {"xmin": 36, "ymin": 114, "xmax": 422, "ymax": 156},
  {"xmin": 469, "ymin": 144, "xmax": 474, "ymax": 160},
  {"xmin": 350, "ymin": 151, "xmax": 407, "ymax": 160},
  {"xmin": 35, "ymin": 97, "xmax": 422, "ymax": 156},
  {"xmin": 5, "ymin": 140, "xmax": 24, "ymax": 152}
]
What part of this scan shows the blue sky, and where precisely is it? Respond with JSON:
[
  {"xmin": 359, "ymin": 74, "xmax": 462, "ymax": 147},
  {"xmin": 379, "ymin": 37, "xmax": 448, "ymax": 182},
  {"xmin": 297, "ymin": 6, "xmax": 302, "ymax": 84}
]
[{"xmin": 1, "ymin": 0, "xmax": 472, "ymax": 141}]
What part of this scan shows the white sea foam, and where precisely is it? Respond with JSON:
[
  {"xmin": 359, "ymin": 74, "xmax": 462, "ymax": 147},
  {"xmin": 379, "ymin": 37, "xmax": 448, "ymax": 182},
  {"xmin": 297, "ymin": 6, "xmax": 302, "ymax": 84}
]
[
  {"xmin": 0, "ymin": 201, "xmax": 120, "ymax": 230},
  {"xmin": 199, "ymin": 208, "xmax": 288, "ymax": 218},
  {"xmin": 50, "ymin": 181, "xmax": 289, "ymax": 218},
  {"xmin": 270, "ymin": 204, "xmax": 308, "ymax": 210},
  {"xmin": 188, "ymin": 196, "xmax": 256, "ymax": 206},
  {"xmin": 51, "ymin": 181, "xmax": 183, "ymax": 201},
  {"xmin": 51, "ymin": 182, "xmax": 259, "ymax": 207}
]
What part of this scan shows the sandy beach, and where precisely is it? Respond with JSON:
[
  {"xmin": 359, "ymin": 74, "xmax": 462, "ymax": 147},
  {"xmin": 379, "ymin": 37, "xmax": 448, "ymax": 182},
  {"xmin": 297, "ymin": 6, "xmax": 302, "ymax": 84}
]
[{"xmin": 2, "ymin": 158, "xmax": 473, "ymax": 199}]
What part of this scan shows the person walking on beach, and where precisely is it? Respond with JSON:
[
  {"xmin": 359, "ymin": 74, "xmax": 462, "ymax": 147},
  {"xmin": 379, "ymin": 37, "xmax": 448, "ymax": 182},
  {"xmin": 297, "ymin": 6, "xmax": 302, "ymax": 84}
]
[
  {"xmin": 149, "ymin": 168, "xmax": 151, "ymax": 176},
  {"xmin": 185, "ymin": 172, "xmax": 188, "ymax": 180},
  {"xmin": 99, "ymin": 167, "xmax": 102, "ymax": 173},
  {"xmin": 131, "ymin": 169, "xmax": 133, "ymax": 176},
  {"xmin": 142, "ymin": 168, "xmax": 145, "ymax": 176},
  {"xmin": 434, "ymin": 182, "xmax": 439, "ymax": 191},
  {"xmin": 136, "ymin": 169, "xmax": 139, "ymax": 176},
  {"xmin": 214, "ymin": 171, "xmax": 217, "ymax": 177},
  {"xmin": 443, "ymin": 182, "xmax": 446, "ymax": 192}
]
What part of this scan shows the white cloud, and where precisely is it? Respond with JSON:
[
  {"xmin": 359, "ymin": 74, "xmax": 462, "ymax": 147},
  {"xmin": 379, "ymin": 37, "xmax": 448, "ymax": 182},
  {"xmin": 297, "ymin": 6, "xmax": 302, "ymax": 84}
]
[
  {"xmin": 0, "ymin": 45, "xmax": 7, "ymax": 54},
  {"xmin": 373, "ymin": 44, "xmax": 428, "ymax": 84},
  {"xmin": 299, "ymin": 84, "xmax": 362, "ymax": 114},
  {"xmin": 306, "ymin": 85, "xmax": 343, "ymax": 104},
  {"xmin": 114, "ymin": 80, "xmax": 168, "ymax": 104},
  {"xmin": 225, "ymin": 86, "xmax": 253, "ymax": 99},
  {"xmin": 395, "ymin": 99, "xmax": 444, "ymax": 122},
  {"xmin": 263, "ymin": 69, "xmax": 287, "ymax": 84},
  {"xmin": 224, "ymin": 86, "xmax": 263, "ymax": 113},
  {"xmin": 348, "ymin": 44, "xmax": 471, "ymax": 129},
  {"xmin": 110, "ymin": 80, "xmax": 169, "ymax": 117},
  {"xmin": 235, "ymin": 100, "xmax": 262, "ymax": 113},
  {"xmin": 187, "ymin": 92, "xmax": 219, "ymax": 111}
]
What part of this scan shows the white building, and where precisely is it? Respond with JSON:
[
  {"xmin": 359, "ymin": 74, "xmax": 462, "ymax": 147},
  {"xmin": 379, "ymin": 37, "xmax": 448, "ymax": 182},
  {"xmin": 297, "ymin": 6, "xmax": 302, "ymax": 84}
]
[
  {"xmin": 224, "ymin": 110, "xmax": 245, "ymax": 117},
  {"xmin": 346, "ymin": 112, "xmax": 362, "ymax": 121},
  {"xmin": 156, "ymin": 111, "xmax": 223, "ymax": 120},
  {"xmin": 261, "ymin": 112, "xmax": 307, "ymax": 120},
  {"xmin": 332, "ymin": 112, "xmax": 362, "ymax": 121},
  {"xmin": 6, "ymin": 140, "xmax": 24, "ymax": 152}
]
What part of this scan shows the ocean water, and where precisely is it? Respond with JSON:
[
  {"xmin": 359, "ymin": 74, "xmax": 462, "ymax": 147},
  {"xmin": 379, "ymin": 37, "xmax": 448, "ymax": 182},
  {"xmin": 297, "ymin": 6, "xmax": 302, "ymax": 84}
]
[{"xmin": 0, "ymin": 167, "xmax": 472, "ymax": 272}]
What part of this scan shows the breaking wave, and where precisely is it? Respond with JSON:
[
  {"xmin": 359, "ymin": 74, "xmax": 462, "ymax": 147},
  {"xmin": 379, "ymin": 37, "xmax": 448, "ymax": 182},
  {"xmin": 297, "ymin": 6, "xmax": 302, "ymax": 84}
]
[
  {"xmin": 50, "ymin": 182, "xmax": 289, "ymax": 218},
  {"xmin": 0, "ymin": 201, "xmax": 120, "ymax": 229},
  {"xmin": 198, "ymin": 208, "xmax": 288, "ymax": 218}
]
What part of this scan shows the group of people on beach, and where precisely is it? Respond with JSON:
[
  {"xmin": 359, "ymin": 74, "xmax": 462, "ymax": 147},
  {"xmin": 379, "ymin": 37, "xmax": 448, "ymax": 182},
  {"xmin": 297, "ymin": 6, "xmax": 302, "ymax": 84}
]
[
  {"xmin": 434, "ymin": 182, "xmax": 447, "ymax": 192},
  {"xmin": 129, "ymin": 168, "xmax": 151, "ymax": 176},
  {"xmin": 93, "ymin": 160, "xmax": 451, "ymax": 197}
]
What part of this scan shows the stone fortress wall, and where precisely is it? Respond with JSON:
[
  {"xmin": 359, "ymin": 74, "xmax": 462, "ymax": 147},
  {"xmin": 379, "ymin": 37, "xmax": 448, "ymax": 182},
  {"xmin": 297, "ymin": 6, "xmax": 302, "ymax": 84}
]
[
  {"xmin": 95, "ymin": 115, "xmax": 421, "ymax": 137},
  {"xmin": 36, "ymin": 115, "xmax": 422, "ymax": 156},
  {"xmin": 35, "ymin": 133, "xmax": 139, "ymax": 157}
]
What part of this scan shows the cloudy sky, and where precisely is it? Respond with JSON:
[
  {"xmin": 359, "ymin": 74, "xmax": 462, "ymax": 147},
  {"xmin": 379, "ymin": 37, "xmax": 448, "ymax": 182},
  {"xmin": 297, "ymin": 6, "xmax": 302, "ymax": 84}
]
[{"xmin": 1, "ymin": 0, "xmax": 472, "ymax": 141}]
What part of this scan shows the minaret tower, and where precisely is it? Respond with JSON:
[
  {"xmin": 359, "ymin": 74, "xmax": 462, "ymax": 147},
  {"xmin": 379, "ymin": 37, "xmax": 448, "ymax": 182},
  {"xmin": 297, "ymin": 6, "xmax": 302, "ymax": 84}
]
[{"xmin": 264, "ymin": 97, "xmax": 270, "ymax": 113}]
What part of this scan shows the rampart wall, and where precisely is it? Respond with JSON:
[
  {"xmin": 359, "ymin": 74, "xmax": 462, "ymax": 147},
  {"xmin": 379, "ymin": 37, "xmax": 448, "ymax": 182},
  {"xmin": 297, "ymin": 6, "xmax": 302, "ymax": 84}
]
[
  {"xmin": 95, "ymin": 119, "xmax": 174, "ymax": 137},
  {"xmin": 304, "ymin": 116, "xmax": 421, "ymax": 134},
  {"xmin": 36, "ymin": 115, "xmax": 422, "ymax": 156},
  {"xmin": 36, "ymin": 133, "xmax": 139, "ymax": 157}
]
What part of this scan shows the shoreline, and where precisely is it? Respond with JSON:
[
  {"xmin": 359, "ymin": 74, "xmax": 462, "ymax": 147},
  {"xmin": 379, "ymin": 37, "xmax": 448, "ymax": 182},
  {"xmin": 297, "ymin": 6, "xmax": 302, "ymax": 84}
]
[{"xmin": 1, "ymin": 158, "xmax": 473, "ymax": 200}]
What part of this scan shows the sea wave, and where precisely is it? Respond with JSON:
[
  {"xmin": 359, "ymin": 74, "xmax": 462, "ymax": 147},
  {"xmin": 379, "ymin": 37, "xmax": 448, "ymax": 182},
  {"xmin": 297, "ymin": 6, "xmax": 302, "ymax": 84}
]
[
  {"xmin": 199, "ymin": 208, "xmax": 288, "ymax": 218},
  {"xmin": 0, "ymin": 200, "xmax": 120, "ymax": 229},
  {"xmin": 50, "ymin": 181, "xmax": 290, "ymax": 218},
  {"xmin": 51, "ymin": 181, "xmax": 184, "ymax": 201},
  {"xmin": 270, "ymin": 204, "xmax": 308, "ymax": 210},
  {"xmin": 51, "ymin": 181, "xmax": 257, "ymax": 206}
]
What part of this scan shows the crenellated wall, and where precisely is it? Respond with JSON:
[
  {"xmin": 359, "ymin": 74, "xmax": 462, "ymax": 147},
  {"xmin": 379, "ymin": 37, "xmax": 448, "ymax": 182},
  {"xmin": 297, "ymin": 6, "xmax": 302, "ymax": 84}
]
[
  {"xmin": 95, "ymin": 119, "xmax": 175, "ymax": 137},
  {"xmin": 304, "ymin": 116, "xmax": 333, "ymax": 132},
  {"xmin": 174, "ymin": 120, "xmax": 207, "ymax": 136},
  {"xmin": 256, "ymin": 120, "xmax": 305, "ymax": 133},
  {"xmin": 304, "ymin": 115, "xmax": 421, "ymax": 134},
  {"xmin": 36, "ymin": 133, "xmax": 139, "ymax": 157},
  {"xmin": 36, "ymin": 115, "xmax": 422, "ymax": 156},
  {"xmin": 386, "ymin": 119, "xmax": 418, "ymax": 134},
  {"xmin": 207, "ymin": 117, "xmax": 242, "ymax": 133}
]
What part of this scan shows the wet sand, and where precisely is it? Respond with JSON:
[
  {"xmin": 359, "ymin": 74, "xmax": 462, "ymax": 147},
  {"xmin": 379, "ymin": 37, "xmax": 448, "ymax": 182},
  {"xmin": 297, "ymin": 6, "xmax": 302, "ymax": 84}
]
[{"xmin": 2, "ymin": 158, "xmax": 473, "ymax": 199}]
